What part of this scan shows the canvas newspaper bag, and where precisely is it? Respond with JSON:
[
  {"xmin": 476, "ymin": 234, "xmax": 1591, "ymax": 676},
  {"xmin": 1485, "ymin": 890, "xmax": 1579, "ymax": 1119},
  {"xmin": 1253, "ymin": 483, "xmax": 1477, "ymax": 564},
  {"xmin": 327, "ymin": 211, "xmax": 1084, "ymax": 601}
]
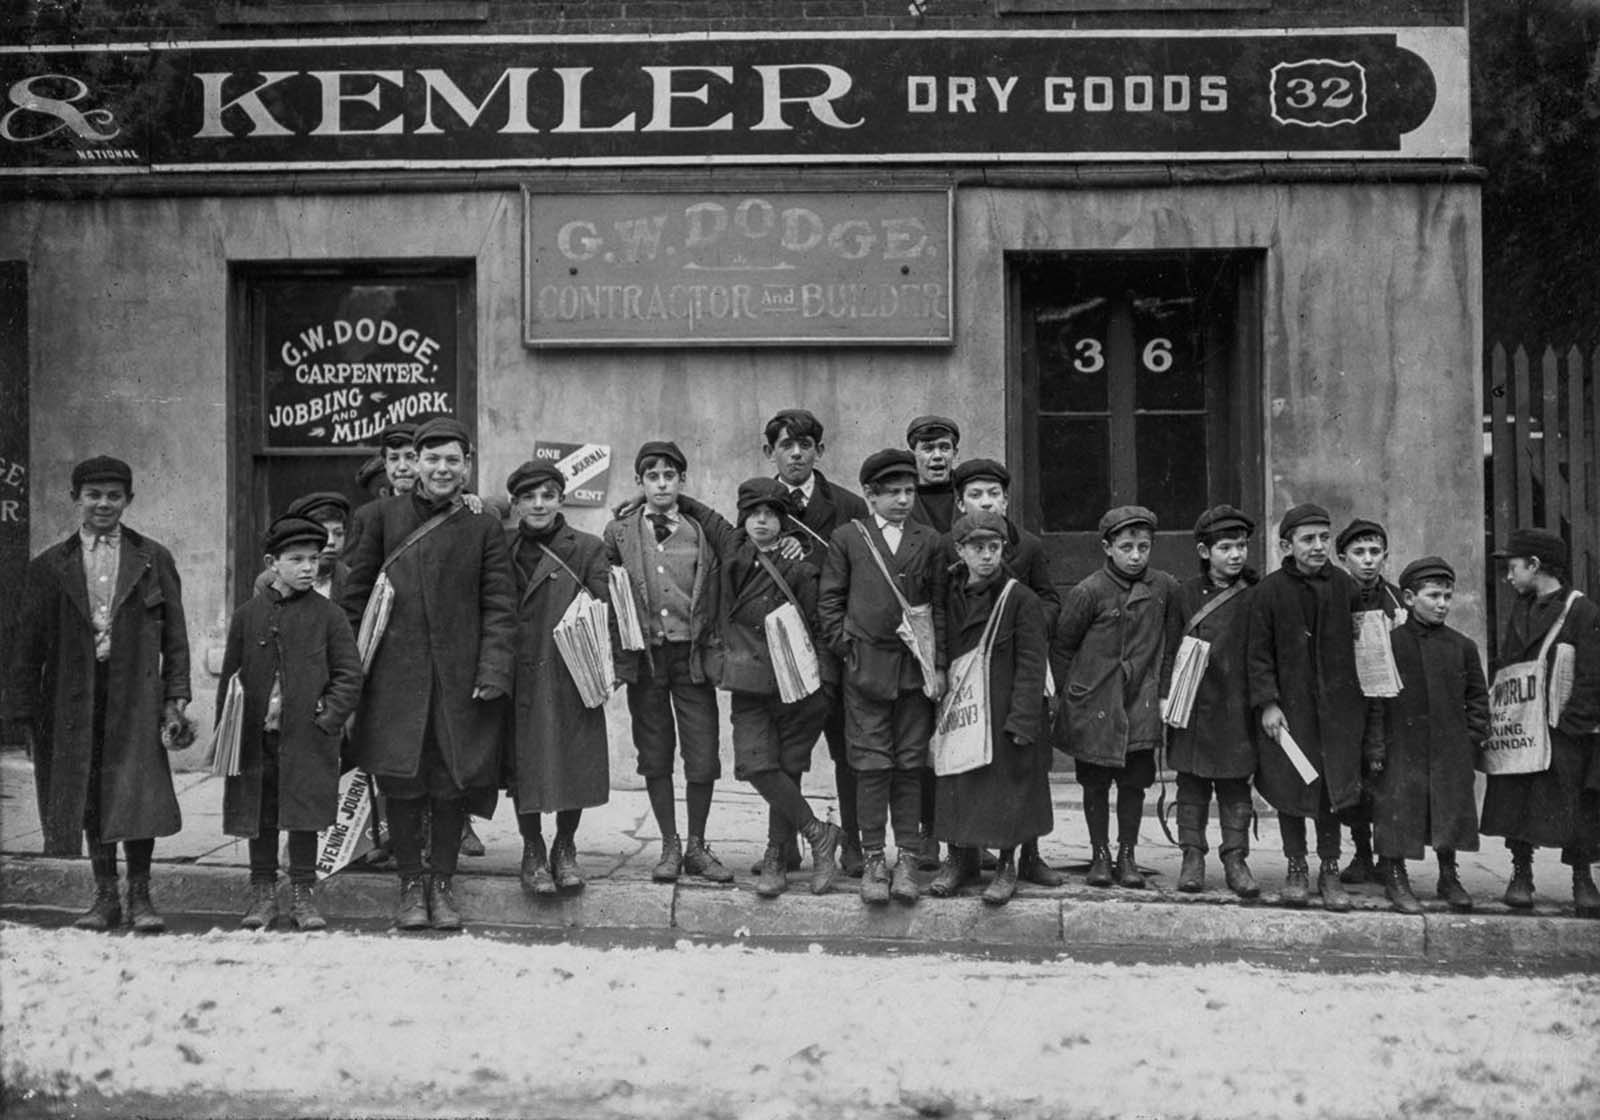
[
  {"xmin": 1480, "ymin": 589, "xmax": 1582, "ymax": 775},
  {"xmin": 854, "ymin": 520, "xmax": 939, "ymax": 691},
  {"xmin": 930, "ymin": 579, "xmax": 1017, "ymax": 777}
]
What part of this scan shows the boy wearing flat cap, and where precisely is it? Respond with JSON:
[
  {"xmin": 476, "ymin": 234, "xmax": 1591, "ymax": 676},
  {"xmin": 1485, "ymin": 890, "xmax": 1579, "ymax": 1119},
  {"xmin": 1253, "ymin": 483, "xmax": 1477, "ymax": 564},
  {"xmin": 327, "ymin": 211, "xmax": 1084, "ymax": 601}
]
[
  {"xmin": 931, "ymin": 511, "xmax": 1050, "ymax": 906},
  {"xmin": 1245, "ymin": 503, "xmax": 1374, "ymax": 911},
  {"xmin": 818, "ymin": 449, "xmax": 948, "ymax": 905},
  {"xmin": 221, "ymin": 515, "xmax": 364, "ymax": 931},
  {"xmin": 1481, "ymin": 528, "xmax": 1600, "ymax": 918},
  {"xmin": 4, "ymin": 456, "xmax": 191, "ymax": 932},
  {"xmin": 1051, "ymin": 505, "xmax": 1177, "ymax": 889},
  {"xmin": 905, "ymin": 415, "xmax": 961, "ymax": 536},
  {"xmin": 341, "ymin": 417, "xmax": 516, "ymax": 931},
  {"xmin": 1159, "ymin": 504, "xmax": 1262, "ymax": 897},
  {"xmin": 604, "ymin": 439, "xmax": 732, "ymax": 885},
  {"xmin": 252, "ymin": 491, "xmax": 351, "ymax": 602},
  {"xmin": 504, "ymin": 461, "xmax": 614, "ymax": 897},
  {"xmin": 1365, "ymin": 557, "xmax": 1488, "ymax": 913}
]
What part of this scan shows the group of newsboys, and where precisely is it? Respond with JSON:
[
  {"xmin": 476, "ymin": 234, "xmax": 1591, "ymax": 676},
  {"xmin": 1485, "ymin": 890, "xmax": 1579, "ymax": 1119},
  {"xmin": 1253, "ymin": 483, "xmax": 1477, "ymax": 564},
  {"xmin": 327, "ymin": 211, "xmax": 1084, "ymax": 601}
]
[{"xmin": 6, "ymin": 410, "xmax": 1599, "ymax": 934}]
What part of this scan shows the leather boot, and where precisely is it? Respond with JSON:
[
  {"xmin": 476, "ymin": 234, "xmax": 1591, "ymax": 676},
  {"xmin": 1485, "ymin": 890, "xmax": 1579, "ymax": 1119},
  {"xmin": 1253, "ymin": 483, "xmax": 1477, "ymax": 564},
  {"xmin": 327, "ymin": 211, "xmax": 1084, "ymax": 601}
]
[
  {"xmin": 683, "ymin": 836, "xmax": 734, "ymax": 883},
  {"xmin": 1113, "ymin": 844, "xmax": 1146, "ymax": 890},
  {"xmin": 1221, "ymin": 852, "xmax": 1260, "ymax": 900},
  {"xmin": 1435, "ymin": 851, "xmax": 1473, "ymax": 912},
  {"xmin": 1281, "ymin": 856, "xmax": 1310, "ymax": 908},
  {"xmin": 802, "ymin": 819, "xmax": 843, "ymax": 896},
  {"xmin": 652, "ymin": 836, "xmax": 684, "ymax": 883},
  {"xmin": 748, "ymin": 836, "xmax": 803, "ymax": 875},
  {"xmin": 74, "ymin": 877, "xmax": 122, "ymax": 932},
  {"xmin": 929, "ymin": 846, "xmax": 978, "ymax": 897},
  {"xmin": 428, "ymin": 875, "xmax": 462, "ymax": 931},
  {"xmin": 1573, "ymin": 863, "xmax": 1600, "ymax": 920},
  {"xmin": 1085, "ymin": 844, "xmax": 1114, "ymax": 888},
  {"xmin": 289, "ymin": 881, "xmax": 327, "ymax": 931},
  {"xmin": 1340, "ymin": 825, "xmax": 1378, "ymax": 884},
  {"xmin": 520, "ymin": 836, "xmax": 557, "ymax": 897},
  {"xmin": 982, "ymin": 860, "xmax": 1018, "ymax": 907},
  {"xmin": 551, "ymin": 836, "xmax": 584, "ymax": 891},
  {"xmin": 1017, "ymin": 840, "xmax": 1065, "ymax": 887},
  {"xmin": 240, "ymin": 878, "xmax": 279, "ymax": 930},
  {"xmin": 840, "ymin": 832, "xmax": 865, "ymax": 879},
  {"xmin": 1382, "ymin": 858, "xmax": 1423, "ymax": 915},
  {"xmin": 1177, "ymin": 848, "xmax": 1206, "ymax": 894},
  {"xmin": 916, "ymin": 828, "xmax": 941, "ymax": 872},
  {"xmin": 125, "ymin": 875, "xmax": 166, "ymax": 933},
  {"xmin": 1504, "ymin": 843, "xmax": 1536, "ymax": 909},
  {"xmin": 890, "ymin": 851, "xmax": 921, "ymax": 903},
  {"xmin": 395, "ymin": 874, "xmax": 430, "ymax": 930},
  {"xmin": 459, "ymin": 818, "xmax": 486, "ymax": 857},
  {"xmin": 1318, "ymin": 858, "xmax": 1353, "ymax": 913},
  {"xmin": 1218, "ymin": 800, "xmax": 1259, "ymax": 899},
  {"xmin": 860, "ymin": 850, "xmax": 890, "ymax": 905},
  {"xmin": 755, "ymin": 844, "xmax": 788, "ymax": 898}
]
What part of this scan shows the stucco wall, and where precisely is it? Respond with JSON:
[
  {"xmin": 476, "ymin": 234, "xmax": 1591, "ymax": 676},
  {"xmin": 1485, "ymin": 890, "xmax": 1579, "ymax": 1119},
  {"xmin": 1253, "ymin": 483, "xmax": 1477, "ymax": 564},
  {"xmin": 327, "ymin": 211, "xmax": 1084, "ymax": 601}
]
[{"xmin": 2, "ymin": 178, "xmax": 1482, "ymax": 781}]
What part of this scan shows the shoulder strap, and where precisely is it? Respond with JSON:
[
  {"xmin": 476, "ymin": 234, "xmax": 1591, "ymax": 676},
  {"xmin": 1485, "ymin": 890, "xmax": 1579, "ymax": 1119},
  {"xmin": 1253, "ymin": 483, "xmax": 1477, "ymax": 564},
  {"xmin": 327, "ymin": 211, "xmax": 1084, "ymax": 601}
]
[
  {"xmin": 853, "ymin": 520, "xmax": 915, "ymax": 613},
  {"xmin": 1185, "ymin": 581, "xmax": 1248, "ymax": 636},
  {"xmin": 753, "ymin": 549, "xmax": 803, "ymax": 612},
  {"xmin": 1537, "ymin": 590, "xmax": 1584, "ymax": 662},
  {"xmin": 979, "ymin": 579, "xmax": 1017, "ymax": 651},
  {"xmin": 381, "ymin": 502, "xmax": 464, "ymax": 574},
  {"xmin": 537, "ymin": 542, "xmax": 588, "ymax": 590}
]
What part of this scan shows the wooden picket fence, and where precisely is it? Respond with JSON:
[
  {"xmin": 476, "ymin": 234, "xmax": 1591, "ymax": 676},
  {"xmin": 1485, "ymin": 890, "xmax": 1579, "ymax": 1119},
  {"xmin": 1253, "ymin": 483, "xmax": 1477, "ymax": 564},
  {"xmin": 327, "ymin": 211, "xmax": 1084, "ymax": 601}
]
[{"xmin": 1484, "ymin": 341, "xmax": 1600, "ymax": 649}]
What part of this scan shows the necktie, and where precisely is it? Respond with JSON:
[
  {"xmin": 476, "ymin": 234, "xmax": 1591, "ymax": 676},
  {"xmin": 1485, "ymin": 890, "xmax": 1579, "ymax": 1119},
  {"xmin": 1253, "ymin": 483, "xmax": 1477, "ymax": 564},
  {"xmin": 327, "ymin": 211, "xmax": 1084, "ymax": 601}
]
[
  {"xmin": 789, "ymin": 488, "xmax": 807, "ymax": 512},
  {"xmin": 648, "ymin": 512, "xmax": 672, "ymax": 543}
]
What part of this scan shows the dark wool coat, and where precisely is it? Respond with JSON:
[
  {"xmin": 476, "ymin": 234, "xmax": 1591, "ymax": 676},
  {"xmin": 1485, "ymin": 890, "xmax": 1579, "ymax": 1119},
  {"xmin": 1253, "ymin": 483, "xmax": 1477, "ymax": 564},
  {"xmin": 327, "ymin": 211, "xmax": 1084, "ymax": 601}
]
[
  {"xmin": 1050, "ymin": 564, "xmax": 1178, "ymax": 767},
  {"xmin": 817, "ymin": 517, "xmax": 949, "ymax": 701},
  {"xmin": 1480, "ymin": 586, "xmax": 1600, "ymax": 851},
  {"xmin": 910, "ymin": 482, "xmax": 956, "ymax": 535},
  {"xmin": 786, "ymin": 470, "xmax": 869, "ymax": 565},
  {"xmin": 218, "ymin": 585, "xmax": 364, "ymax": 836},
  {"xmin": 1245, "ymin": 559, "xmax": 1370, "ymax": 818},
  {"xmin": 603, "ymin": 505, "xmax": 723, "ymax": 686},
  {"xmin": 1160, "ymin": 573, "xmax": 1259, "ymax": 780},
  {"xmin": 4, "ymin": 527, "xmax": 190, "ymax": 854},
  {"xmin": 505, "ymin": 519, "xmax": 612, "ymax": 813},
  {"xmin": 340, "ymin": 492, "xmax": 516, "ymax": 790},
  {"xmin": 943, "ymin": 519, "xmax": 1063, "ymax": 634},
  {"xmin": 934, "ymin": 574, "xmax": 1052, "ymax": 848},
  {"xmin": 1368, "ymin": 618, "xmax": 1489, "ymax": 859}
]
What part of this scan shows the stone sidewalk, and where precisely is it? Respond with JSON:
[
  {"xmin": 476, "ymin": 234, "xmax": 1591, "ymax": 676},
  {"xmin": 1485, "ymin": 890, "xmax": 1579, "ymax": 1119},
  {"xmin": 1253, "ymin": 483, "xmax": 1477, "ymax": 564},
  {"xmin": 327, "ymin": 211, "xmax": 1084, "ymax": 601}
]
[{"xmin": 3, "ymin": 753, "xmax": 1597, "ymax": 966}]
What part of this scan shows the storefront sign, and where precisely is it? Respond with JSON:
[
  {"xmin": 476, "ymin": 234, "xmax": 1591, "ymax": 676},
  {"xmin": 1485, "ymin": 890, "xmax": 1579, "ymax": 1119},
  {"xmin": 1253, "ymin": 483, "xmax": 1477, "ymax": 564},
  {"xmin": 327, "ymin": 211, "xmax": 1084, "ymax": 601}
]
[
  {"xmin": 256, "ymin": 278, "xmax": 460, "ymax": 448},
  {"xmin": 532, "ymin": 440, "xmax": 611, "ymax": 507},
  {"xmin": 1, "ymin": 29, "xmax": 1467, "ymax": 174},
  {"xmin": 525, "ymin": 190, "xmax": 952, "ymax": 346},
  {"xmin": 0, "ymin": 262, "xmax": 27, "ymax": 662}
]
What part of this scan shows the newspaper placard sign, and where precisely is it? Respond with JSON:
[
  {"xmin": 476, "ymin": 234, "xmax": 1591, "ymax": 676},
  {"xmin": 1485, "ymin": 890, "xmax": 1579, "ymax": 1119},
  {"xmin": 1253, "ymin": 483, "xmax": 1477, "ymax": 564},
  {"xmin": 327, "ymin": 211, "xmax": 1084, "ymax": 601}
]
[
  {"xmin": 315, "ymin": 768, "xmax": 375, "ymax": 879},
  {"xmin": 532, "ymin": 441, "xmax": 611, "ymax": 507}
]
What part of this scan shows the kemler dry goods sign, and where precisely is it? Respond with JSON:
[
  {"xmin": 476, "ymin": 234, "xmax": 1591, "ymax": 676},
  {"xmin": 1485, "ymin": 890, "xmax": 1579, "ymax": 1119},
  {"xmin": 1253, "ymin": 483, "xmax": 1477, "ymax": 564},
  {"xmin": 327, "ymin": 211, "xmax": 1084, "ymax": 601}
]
[{"xmin": 1, "ymin": 30, "xmax": 1466, "ymax": 173}]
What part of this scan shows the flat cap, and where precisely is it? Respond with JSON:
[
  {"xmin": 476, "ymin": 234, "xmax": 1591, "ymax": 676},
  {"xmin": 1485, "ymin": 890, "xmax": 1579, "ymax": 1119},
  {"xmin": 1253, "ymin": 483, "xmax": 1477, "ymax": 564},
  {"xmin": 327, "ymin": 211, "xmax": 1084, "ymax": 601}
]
[
  {"xmin": 952, "ymin": 510, "xmax": 1009, "ymax": 543},
  {"xmin": 1194, "ymin": 504, "xmax": 1255, "ymax": 539},
  {"xmin": 355, "ymin": 455, "xmax": 386, "ymax": 490},
  {"xmin": 1336, "ymin": 518, "xmax": 1388, "ymax": 555},
  {"xmin": 634, "ymin": 439, "xmax": 687, "ymax": 475},
  {"xmin": 1099, "ymin": 504, "xmax": 1158, "ymax": 540},
  {"xmin": 859, "ymin": 448, "xmax": 918, "ymax": 488},
  {"xmin": 377, "ymin": 421, "xmax": 417, "ymax": 449},
  {"xmin": 1492, "ymin": 527, "xmax": 1568, "ymax": 568},
  {"xmin": 1278, "ymin": 502, "xmax": 1332, "ymax": 540},
  {"xmin": 263, "ymin": 515, "xmax": 328, "ymax": 555},
  {"xmin": 71, "ymin": 455, "xmax": 133, "ymax": 491},
  {"xmin": 285, "ymin": 491, "xmax": 351, "ymax": 525},
  {"xmin": 1399, "ymin": 556, "xmax": 1456, "ymax": 590},
  {"xmin": 952, "ymin": 458, "xmax": 1010, "ymax": 492},
  {"xmin": 412, "ymin": 416, "xmax": 472, "ymax": 452},
  {"xmin": 905, "ymin": 415, "xmax": 961, "ymax": 446},
  {"xmin": 736, "ymin": 477, "xmax": 793, "ymax": 522},
  {"xmin": 506, "ymin": 461, "xmax": 565, "ymax": 497}
]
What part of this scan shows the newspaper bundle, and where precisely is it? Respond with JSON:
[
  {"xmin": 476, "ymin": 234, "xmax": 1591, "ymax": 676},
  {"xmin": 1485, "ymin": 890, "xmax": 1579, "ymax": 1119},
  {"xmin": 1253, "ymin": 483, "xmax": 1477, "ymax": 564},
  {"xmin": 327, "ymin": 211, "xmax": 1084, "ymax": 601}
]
[
  {"xmin": 609, "ymin": 565, "xmax": 646, "ymax": 651},
  {"xmin": 355, "ymin": 571, "xmax": 395, "ymax": 672},
  {"xmin": 1161, "ymin": 635, "xmax": 1212, "ymax": 729},
  {"xmin": 1353, "ymin": 609, "xmax": 1402, "ymax": 698},
  {"xmin": 207, "ymin": 673, "xmax": 245, "ymax": 777},
  {"xmin": 554, "ymin": 591, "xmax": 615, "ymax": 709},
  {"xmin": 764, "ymin": 601, "xmax": 822, "ymax": 703},
  {"xmin": 1276, "ymin": 724, "xmax": 1319, "ymax": 784},
  {"xmin": 1549, "ymin": 641, "xmax": 1576, "ymax": 727}
]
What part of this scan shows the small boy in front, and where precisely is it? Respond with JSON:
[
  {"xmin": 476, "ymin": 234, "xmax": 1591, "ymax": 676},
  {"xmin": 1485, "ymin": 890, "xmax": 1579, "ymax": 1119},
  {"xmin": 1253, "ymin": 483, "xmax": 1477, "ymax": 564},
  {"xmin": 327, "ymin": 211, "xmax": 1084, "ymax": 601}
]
[
  {"xmin": 1052, "ymin": 506, "xmax": 1177, "ymax": 889},
  {"xmin": 1366, "ymin": 557, "xmax": 1489, "ymax": 913},
  {"xmin": 818, "ymin": 449, "xmax": 947, "ymax": 905},
  {"xmin": 1335, "ymin": 517, "xmax": 1403, "ymax": 885},
  {"xmin": 220, "ymin": 515, "xmax": 364, "ymax": 931},
  {"xmin": 604, "ymin": 440, "xmax": 731, "ymax": 884}
]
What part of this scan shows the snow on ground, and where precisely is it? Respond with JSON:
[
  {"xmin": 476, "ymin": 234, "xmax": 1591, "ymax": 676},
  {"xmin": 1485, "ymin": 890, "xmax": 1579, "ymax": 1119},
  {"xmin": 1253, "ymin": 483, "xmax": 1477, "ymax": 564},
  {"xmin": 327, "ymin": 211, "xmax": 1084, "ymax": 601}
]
[{"xmin": 2, "ymin": 922, "xmax": 1597, "ymax": 1119}]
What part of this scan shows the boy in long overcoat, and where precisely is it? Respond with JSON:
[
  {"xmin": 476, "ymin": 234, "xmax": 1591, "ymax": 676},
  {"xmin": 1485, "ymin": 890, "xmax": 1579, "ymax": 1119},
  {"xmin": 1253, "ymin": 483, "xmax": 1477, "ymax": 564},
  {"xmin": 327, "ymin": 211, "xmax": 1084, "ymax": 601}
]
[
  {"xmin": 1051, "ymin": 505, "xmax": 1177, "ymax": 890},
  {"xmin": 1481, "ymin": 528, "xmax": 1600, "ymax": 918},
  {"xmin": 818, "ymin": 449, "xmax": 948, "ymax": 905},
  {"xmin": 340, "ymin": 417, "xmax": 516, "ymax": 931},
  {"xmin": 220, "ymin": 516, "xmax": 363, "ymax": 931},
  {"xmin": 764, "ymin": 407, "xmax": 869, "ymax": 877},
  {"xmin": 1245, "ymin": 503, "xmax": 1374, "ymax": 911},
  {"xmin": 1366, "ymin": 557, "xmax": 1489, "ymax": 913},
  {"xmin": 4, "ymin": 456, "xmax": 191, "ymax": 932},
  {"xmin": 1160, "ymin": 505, "xmax": 1261, "ymax": 898},
  {"xmin": 931, "ymin": 511, "xmax": 1050, "ymax": 907},
  {"xmin": 503, "ymin": 461, "xmax": 613, "ymax": 897}
]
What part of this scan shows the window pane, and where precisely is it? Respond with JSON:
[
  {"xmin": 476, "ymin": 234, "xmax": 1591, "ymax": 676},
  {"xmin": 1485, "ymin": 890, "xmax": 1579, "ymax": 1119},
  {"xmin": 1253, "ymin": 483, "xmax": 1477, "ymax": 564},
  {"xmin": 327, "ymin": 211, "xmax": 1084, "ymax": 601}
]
[
  {"xmin": 1133, "ymin": 295, "xmax": 1204, "ymax": 411},
  {"xmin": 1039, "ymin": 416, "xmax": 1109, "ymax": 532},
  {"xmin": 1037, "ymin": 298, "xmax": 1111, "ymax": 413},
  {"xmin": 1137, "ymin": 414, "xmax": 1208, "ymax": 529}
]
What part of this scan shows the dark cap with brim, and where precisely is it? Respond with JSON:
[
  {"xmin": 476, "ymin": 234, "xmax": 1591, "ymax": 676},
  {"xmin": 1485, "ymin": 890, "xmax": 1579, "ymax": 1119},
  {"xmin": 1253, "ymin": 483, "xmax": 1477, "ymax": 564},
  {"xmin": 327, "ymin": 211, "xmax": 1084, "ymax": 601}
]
[
  {"xmin": 736, "ymin": 477, "xmax": 793, "ymax": 523},
  {"xmin": 1492, "ymin": 527, "xmax": 1568, "ymax": 568},
  {"xmin": 1398, "ymin": 556, "xmax": 1456, "ymax": 590},
  {"xmin": 71, "ymin": 455, "xmax": 133, "ymax": 491},
  {"xmin": 1099, "ymin": 504, "xmax": 1158, "ymax": 540},
  {"xmin": 952, "ymin": 510, "xmax": 1009, "ymax": 543},
  {"xmin": 355, "ymin": 455, "xmax": 386, "ymax": 490},
  {"xmin": 263, "ymin": 515, "xmax": 328, "ymax": 555},
  {"xmin": 285, "ymin": 491, "xmax": 351, "ymax": 525},
  {"xmin": 506, "ymin": 461, "xmax": 566, "ymax": 497},
  {"xmin": 377, "ymin": 422, "xmax": 417, "ymax": 449},
  {"xmin": 412, "ymin": 416, "xmax": 472, "ymax": 452},
  {"xmin": 1278, "ymin": 503, "xmax": 1332, "ymax": 540},
  {"xmin": 952, "ymin": 458, "xmax": 1010, "ymax": 493},
  {"xmin": 634, "ymin": 440, "xmax": 688, "ymax": 475},
  {"xmin": 1336, "ymin": 518, "xmax": 1388, "ymax": 555},
  {"xmin": 859, "ymin": 448, "xmax": 918, "ymax": 488},
  {"xmin": 1193, "ymin": 504, "xmax": 1255, "ymax": 540},
  {"xmin": 905, "ymin": 414, "xmax": 961, "ymax": 446}
]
